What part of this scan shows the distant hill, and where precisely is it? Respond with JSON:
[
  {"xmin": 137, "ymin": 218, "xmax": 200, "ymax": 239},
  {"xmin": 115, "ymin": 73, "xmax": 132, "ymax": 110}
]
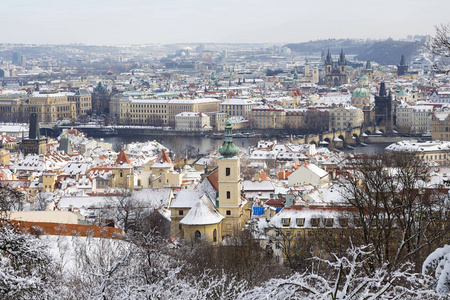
[{"xmin": 285, "ymin": 39, "xmax": 424, "ymax": 65}]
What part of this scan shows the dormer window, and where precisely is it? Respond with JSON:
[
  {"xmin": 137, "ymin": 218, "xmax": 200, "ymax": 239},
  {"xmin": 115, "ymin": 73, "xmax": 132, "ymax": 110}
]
[
  {"xmin": 339, "ymin": 218, "xmax": 348, "ymax": 227},
  {"xmin": 296, "ymin": 218, "xmax": 305, "ymax": 226},
  {"xmin": 325, "ymin": 218, "xmax": 334, "ymax": 227},
  {"xmin": 311, "ymin": 218, "xmax": 319, "ymax": 227},
  {"xmin": 282, "ymin": 218, "xmax": 290, "ymax": 226}
]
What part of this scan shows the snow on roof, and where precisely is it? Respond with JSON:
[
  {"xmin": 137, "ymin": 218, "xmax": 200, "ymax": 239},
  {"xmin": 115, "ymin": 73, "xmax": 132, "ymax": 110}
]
[
  {"xmin": 269, "ymin": 205, "xmax": 358, "ymax": 229},
  {"xmin": 132, "ymin": 188, "xmax": 172, "ymax": 208},
  {"xmin": 170, "ymin": 189, "xmax": 204, "ymax": 208},
  {"xmin": 434, "ymin": 111, "xmax": 450, "ymax": 121},
  {"xmin": 61, "ymin": 162, "xmax": 90, "ymax": 175},
  {"xmin": 180, "ymin": 194, "xmax": 224, "ymax": 225},
  {"xmin": 304, "ymin": 163, "xmax": 329, "ymax": 178},
  {"xmin": 242, "ymin": 180, "xmax": 275, "ymax": 191},
  {"xmin": 385, "ymin": 140, "xmax": 450, "ymax": 153},
  {"xmin": 175, "ymin": 112, "xmax": 209, "ymax": 117},
  {"xmin": 58, "ymin": 196, "xmax": 109, "ymax": 210}
]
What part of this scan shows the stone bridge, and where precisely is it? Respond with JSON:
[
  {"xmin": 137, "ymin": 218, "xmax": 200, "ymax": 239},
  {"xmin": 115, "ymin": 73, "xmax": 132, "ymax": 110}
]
[{"xmin": 293, "ymin": 125, "xmax": 386, "ymax": 149}]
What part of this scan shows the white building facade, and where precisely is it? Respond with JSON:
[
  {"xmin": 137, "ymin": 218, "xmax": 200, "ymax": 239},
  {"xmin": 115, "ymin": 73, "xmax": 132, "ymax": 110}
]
[{"xmin": 175, "ymin": 112, "xmax": 211, "ymax": 131}]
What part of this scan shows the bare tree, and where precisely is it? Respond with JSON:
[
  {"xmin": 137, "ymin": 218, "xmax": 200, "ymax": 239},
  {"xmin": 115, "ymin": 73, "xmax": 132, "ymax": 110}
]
[
  {"xmin": 340, "ymin": 152, "xmax": 450, "ymax": 270},
  {"xmin": 428, "ymin": 24, "xmax": 450, "ymax": 74}
]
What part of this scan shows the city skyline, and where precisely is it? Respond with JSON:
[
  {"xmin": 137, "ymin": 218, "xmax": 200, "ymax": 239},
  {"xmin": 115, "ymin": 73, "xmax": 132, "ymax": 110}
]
[{"xmin": 1, "ymin": 0, "xmax": 448, "ymax": 45}]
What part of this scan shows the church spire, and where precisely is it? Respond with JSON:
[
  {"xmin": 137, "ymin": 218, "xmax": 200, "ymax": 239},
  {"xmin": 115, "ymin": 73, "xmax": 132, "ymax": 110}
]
[
  {"xmin": 399, "ymin": 54, "xmax": 406, "ymax": 66},
  {"xmin": 365, "ymin": 60, "xmax": 372, "ymax": 70},
  {"xmin": 219, "ymin": 116, "xmax": 239, "ymax": 158},
  {"xmin": 339, "ymin": 48, "xmax": 346, "ymax": 64},
  {"xmin": 326, "ymin": 48, "xmax": 332, "ymax": 65}
]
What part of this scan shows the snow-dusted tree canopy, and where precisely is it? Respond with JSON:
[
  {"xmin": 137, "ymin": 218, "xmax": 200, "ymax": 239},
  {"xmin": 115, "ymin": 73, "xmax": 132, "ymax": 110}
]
[
  {"xmin": 0, "ymin": 224, "xmax": 57, "ymax": 299},
  {"xmin": 2, "ymin": 225, "xmax": 444, "ymax": 299},
  {"xmin": 423, "ymin": 244, "xmax": 450, "ymax": 295}
]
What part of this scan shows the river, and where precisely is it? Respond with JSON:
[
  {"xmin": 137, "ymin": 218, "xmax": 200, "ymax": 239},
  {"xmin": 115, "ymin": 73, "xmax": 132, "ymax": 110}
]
[{"xmin": 102, "ymin": 135, "xmax": 389, "ymax": 157}]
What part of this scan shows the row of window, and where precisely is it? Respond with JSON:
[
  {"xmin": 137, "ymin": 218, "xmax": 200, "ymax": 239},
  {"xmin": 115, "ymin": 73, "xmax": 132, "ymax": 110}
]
[
  {"xmin": 282, "ymin": 217, "xmax": 357, "ymax": 227},
  {"xmin": 178, "ymin": 209, "xmax": 231, "ymax": 216}
]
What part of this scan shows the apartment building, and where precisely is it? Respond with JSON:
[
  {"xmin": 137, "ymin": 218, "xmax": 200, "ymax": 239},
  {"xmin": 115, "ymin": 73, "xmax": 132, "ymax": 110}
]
[
  {"xmin": 67, "ymin": 88, "xmax": 92, "ymax": 116},
  {"xmin": 110, "ymin": 96, "xmax": 220, "ymax": 126},
  {"xmin": 432, "ymin": 110, "xmax": 450, "ymax": 141},
  {"xmin": 0, "ymin": 92, "xmax": 77, "ymax": 122},
  {"xmin": 175, "ymin": 112, "xmax": 211, "ymax": 131},
  {"xmin": 397, "ymin": 103, "xmax": 433, "ymax": 134},
  {"xmin": 220, "ymin": 98, "xmax": 260, "ymax": 119},
  {"xmin": 249, "ymin": 105, "xmax": 286, "ymax": 129},
  {"xmin": 329, "ymin": 106, "xmax": 363, "ymax": 131}
]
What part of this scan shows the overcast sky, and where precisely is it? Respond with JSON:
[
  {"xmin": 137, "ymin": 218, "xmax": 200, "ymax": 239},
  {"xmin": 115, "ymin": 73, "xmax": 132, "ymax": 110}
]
[{"xmin": 1, "ymin": 0, "xmax": 448, "ymax": 45}]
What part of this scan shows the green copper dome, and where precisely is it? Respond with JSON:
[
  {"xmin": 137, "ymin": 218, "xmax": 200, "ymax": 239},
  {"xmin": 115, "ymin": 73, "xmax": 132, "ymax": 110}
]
[
  {"xmin": 219, "ymin": 118, "xmax": 239, "ymax": 158},
  {"xmin": 352, "ymin": 87, "xmax": 369, "ymax": 98}
]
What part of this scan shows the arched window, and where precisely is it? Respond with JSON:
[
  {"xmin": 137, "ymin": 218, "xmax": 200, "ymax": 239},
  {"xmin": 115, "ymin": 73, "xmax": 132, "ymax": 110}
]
[
  {"xmin": 195, "ymin": 230, "xmax": 201, "ymax": 243},
  {"xmin": 120, "ymin": 172, "xmax": 123, "ymax": 178},
  {"xmin": 213, "ymin": 229, "xmax": 217, "ymax": 242},
  {"xmin": 227, "ymin": 191, "xmax": 231, "ymax": 199},
  {"xmin": 226, "ymin": 167, "xmax": 230, "ymax": 176}
]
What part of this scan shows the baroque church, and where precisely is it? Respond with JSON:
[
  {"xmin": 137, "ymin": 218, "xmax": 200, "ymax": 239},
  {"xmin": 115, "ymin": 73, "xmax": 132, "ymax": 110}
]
[
  {"xmin": 324, "ymin": 49, "xmax": 349, "ymax": 87},
  {"xmin": 169, "ymin": 118, "xmax": 250, "ymax": 244}
]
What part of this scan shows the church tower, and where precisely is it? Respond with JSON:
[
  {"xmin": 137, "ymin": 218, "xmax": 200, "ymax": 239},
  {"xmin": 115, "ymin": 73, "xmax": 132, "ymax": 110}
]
[
  {"xmin": 364, "ymin": 60, "xmax": 374, "ymax": 81},
  {"xmin": 374, "ymin": 82, "xmax": 394, "ymax": 133},
  {"xmin": 324, "ymin": 48, "xmax": 348, "ymax": 87},
  {"xmin": 397, "ymin": 55, "xmax": 408, "ymax": 76},
  {"xmin": 217, "ymin": 117, "xmax": 246, "ymax": 236},
  {"xmin": 110, "ymin": 150, "xmax": 134, "ymax": 191}
]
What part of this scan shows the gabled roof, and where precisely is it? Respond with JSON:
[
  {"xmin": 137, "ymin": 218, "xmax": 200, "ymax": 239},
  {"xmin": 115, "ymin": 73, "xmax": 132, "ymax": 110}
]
[
  {"xmin": 206, "ymin": 168, "xmax": 219, "ymax": 191},
  {"xmin": 180, "ymin": 194, "xmax": 224, "ymax": 226},
  {"xmin": 152, "ymin": 149, "xmax": 172, "ymax": 168},
  {"xmin": 116, "ymin": 150, "xmax": 131, "ymax": 165},
  {"xmin": 158, "ymin": 149, "xmax": 171, "ymax": 164}
]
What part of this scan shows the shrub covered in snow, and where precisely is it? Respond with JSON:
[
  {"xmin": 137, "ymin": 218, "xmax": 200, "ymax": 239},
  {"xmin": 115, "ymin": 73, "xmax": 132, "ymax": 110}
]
[{"xmin": 423, "ymin": 244, "xmax": 450, "ymax": 294}]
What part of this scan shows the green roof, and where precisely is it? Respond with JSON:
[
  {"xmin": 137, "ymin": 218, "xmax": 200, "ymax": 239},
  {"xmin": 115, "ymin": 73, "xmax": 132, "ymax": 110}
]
[
  {"xmin": 219, "ymin": 118, "xmax": 239, "ymax": 158},
  {"xmin": 352, "ymin": 87, "xmax": 369, "ymax": 98},
  {"xmin": 397, "ymin": 89, "xmax": 407, "ymax": 97}
]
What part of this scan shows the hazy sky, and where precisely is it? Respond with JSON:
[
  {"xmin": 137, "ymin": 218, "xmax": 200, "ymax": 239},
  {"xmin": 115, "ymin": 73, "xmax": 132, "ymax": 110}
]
[{"xmin": 1, "ymin": 0, "xmax": 448, "ymax": 45}]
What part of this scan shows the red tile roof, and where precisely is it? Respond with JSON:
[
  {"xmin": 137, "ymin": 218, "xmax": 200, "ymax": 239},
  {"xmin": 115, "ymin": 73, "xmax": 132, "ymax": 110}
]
[
  {"xmin": 207, "ymin": 168, "xmax": 219, "ymax": 191},
  {"xmin": 116, "ymin": 150, "xmax": 131, "ymax": 165}
]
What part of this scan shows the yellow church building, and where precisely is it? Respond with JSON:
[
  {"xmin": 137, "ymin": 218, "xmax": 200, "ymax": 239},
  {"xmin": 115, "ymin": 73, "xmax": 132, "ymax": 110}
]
[
  {"xmin": 110, "ymin": 150, "xmax": 134, "ymax": 191},
  {"xmin": 169, "ymin": 118, "xmax": 250, "ymax": 245}
]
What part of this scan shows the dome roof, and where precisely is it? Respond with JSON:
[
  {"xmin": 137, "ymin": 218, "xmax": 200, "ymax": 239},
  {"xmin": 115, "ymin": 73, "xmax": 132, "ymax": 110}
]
[
  {"xmin": 397, "ymin": 88, "xmax": 408, "ymax": 97},
  {"xmin": 352, "ymin": 87, "xmax": 369, "ymax": 98},
  {"xmin": 219, "ymin": 117, "xmax": 239, "ymax": 158}
]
